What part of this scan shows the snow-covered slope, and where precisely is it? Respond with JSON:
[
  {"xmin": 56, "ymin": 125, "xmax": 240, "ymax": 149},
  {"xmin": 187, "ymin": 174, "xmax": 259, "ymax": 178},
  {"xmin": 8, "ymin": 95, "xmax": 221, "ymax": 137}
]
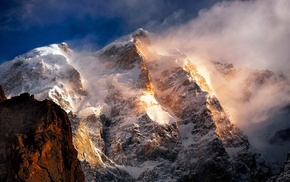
[
  {"xmin": 0, "ymin": 43, "xmax": 87, "ymax": 112},
  {"xmin": 72, "ymin": 29, "xmax": 271, "ymax": 181},
  {"xmin": 0, "ymin": 29, "xmax": 287, "ymax": 181}
]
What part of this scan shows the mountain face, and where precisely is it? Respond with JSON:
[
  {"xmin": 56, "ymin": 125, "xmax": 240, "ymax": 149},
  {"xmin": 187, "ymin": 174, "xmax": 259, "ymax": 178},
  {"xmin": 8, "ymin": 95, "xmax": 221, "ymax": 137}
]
[
  {"xmin": 0, "ymin": 29, "xmax": 289, "ymax": 181},
  {"xmin": 209, "ymin": 61, "xmax": 290, "ymax": 166},
  {"xmin": 0, "ymin": 43, "xmax": 87, "ymax": 113},
  {"xmin": 0, "ymin": 89, "xmax": 84, "ymax": 181}
]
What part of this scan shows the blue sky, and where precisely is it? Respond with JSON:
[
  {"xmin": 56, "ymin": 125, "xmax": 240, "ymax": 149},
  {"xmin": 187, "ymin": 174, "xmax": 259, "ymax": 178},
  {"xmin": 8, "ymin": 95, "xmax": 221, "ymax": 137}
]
[{"xmin": 0, "ymin": 0, "xmax": 220, "ymax": 63}]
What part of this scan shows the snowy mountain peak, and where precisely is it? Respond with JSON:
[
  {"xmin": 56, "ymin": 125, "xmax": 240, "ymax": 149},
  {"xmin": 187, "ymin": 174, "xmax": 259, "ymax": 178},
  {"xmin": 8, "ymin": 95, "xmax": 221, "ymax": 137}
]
[
  {"xmin": 99, "ymin": 28, "xmax": 151, "ymax": 55},
  {"xmin": 0, "ymin": 31, "xmax": 284, "ymax": 181},
  {"xmin": 58, "ymin": 42, "xmax": 71, "ymax": 53},
  {"xmin": 131, "ymin": 28, "xmax": 151, "ymax": 45},
  {"xmin": 71, "ymin": 32, "xmax": 271, "ymax": 181},
  {"xmin": 0, "ymin": 42, "xmax": 86, "ymax": 112},
  {"xmin": 15, "ymin": 43, "xmax": 70, "ymax": 61}
]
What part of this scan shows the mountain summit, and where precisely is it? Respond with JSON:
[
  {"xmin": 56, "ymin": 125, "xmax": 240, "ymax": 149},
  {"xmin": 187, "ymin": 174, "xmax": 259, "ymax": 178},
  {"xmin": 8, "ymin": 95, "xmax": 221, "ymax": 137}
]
[{"xmin": 0, "ymin": 29, "xmax": 289, "ymax": 181}]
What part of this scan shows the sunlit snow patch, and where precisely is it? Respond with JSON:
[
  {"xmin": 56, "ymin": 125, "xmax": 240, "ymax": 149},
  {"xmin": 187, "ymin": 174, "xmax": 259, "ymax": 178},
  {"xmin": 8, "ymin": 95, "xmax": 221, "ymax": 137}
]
[
  {"xmin": 140, "ymin": 93, "xmax": 175, "ymax": 125},
  {"xmin": 116, "ymin": 160, "xmax": 160, "ymax": 179},
  {"xmin": 78, "ymin": 106, "xmax": 102, "ymax": 118}
]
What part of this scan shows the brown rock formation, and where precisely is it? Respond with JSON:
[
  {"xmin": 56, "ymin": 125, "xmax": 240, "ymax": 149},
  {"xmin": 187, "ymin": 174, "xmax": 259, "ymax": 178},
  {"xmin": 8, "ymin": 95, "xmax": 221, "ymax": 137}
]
[
  {"xmin": 0, "ymin": 91, "xmax": 84, "ymax": 182},
  {"xmin": 0, "ymin": 85, "xmax": 6, "ymax": 102}
]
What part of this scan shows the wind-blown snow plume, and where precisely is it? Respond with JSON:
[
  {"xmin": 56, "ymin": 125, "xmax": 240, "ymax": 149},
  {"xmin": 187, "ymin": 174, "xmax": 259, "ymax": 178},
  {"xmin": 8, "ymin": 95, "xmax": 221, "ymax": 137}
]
[
  {"xmin": 152, "ymin": 0, "xmax": 290, "ymax": 126},
  {"xmin": 148, "ymin": 0, "xmax": 290, "ymax": 163},
  {"xmin": 158, "ymin": 0, "xmax": 290, "ymax": 70}
]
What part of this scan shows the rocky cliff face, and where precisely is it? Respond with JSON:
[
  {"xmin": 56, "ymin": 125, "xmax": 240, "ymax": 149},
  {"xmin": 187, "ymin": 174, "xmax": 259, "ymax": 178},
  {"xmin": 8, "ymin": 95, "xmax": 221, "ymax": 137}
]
[
  {"xmin": 0, "ymin": 90, "xmax": 84, "ymax": 181},
  {"xmin": 0, "ymin": 85, "xmax": 6, "ymax": 102},
  {"xmin": 69, "ymin": 29, "xmax": 271, "ymax": 181}
]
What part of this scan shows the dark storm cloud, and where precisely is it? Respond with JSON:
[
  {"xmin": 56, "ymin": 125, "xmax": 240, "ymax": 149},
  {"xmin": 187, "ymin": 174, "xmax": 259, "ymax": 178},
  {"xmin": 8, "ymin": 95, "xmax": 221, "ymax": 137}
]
[
  {"xmin": 0, "ymin": 0, "xmax": 220, "ymax": 62},
  {"xmin": 1, "ymin": 0, "xmax": 219, "ymax": 31}
]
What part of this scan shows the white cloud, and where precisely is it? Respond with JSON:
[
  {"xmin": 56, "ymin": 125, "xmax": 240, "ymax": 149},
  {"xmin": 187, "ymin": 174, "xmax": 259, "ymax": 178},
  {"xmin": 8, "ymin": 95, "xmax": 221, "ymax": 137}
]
[
  {"xmin": 152, "ymin": 0, "xmax": 290, "ymax": 163},
  {"xmin": 158, "ymin": 0, "xmax": 290, "ymax": 72}
]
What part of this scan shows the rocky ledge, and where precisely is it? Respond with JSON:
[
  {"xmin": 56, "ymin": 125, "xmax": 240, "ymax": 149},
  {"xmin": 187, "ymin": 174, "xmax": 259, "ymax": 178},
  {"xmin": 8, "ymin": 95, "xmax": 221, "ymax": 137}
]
[
  {"xmin": 0, "ymin": 85, "xmax": 6, "ymax": 102},
  {"xmin": 0, "ymin": 88, "xmax": 84, "ymax": 181}
]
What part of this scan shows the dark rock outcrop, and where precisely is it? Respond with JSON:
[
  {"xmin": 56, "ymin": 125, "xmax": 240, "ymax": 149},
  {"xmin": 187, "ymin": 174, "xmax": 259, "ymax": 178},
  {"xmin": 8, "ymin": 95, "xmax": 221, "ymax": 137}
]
[
  {"xmin": 268, "ymin": 128, "xmax": 290, "ymax": 144},
  {"xmin": 0, "ymin": 91, "xmax": 84, "ymax": 181},
  {"xmin": 0, "ymin": 85, "xmax": 6, "ymax": 102}
]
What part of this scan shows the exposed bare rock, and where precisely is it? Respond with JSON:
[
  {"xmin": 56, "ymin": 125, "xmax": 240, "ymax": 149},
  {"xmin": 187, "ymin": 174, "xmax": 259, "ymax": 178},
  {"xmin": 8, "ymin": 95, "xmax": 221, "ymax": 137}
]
[
  {"xmin": 268, "ymin": 128, "xmax": 290, "ymax": 144},
  {"xmin": 132, "ymin": 28, "xmax": 151, "ymax": 45},
  {"xmin": 99, "ymin": 43, "xmax": 142, "ymax": 70},
  {"xmin": 58, "ymin": 42, "xmax": 71, "ymax": 54},
  {"xmin": 0, "ymin": 85, "xmax": 6, "ymax": 102},
  {"xmin": 0, "ymin": 92, "xmax": 84, "ymax": 182}
]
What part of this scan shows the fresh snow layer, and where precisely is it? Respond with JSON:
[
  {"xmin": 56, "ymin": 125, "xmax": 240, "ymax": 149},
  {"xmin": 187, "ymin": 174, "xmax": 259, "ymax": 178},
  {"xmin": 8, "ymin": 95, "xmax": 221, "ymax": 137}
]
[
  {"xmin": 0, "ymin": 43, "xmax": 87, "ymax": 113},
  {"xmin": 140, "ymin": 93, "xmax": 175, "ymax": 125},
  {"xmin": 28, "ymin": 43, "xmax": 70, "ymax": 59},
  {"xmin": 178, "ymin": 123, "xmax": 195, "ymax": 147},
  {"xmin": 116, "ymin": 160, "xmax": 160, "ymax": 179},
  {"xmin": 78, "ymin": 106, "xmax": 102, "ymax": 118},
  {"xmin": 117, "ymin": 165, "xmax": 144, "ymax": 179}
]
